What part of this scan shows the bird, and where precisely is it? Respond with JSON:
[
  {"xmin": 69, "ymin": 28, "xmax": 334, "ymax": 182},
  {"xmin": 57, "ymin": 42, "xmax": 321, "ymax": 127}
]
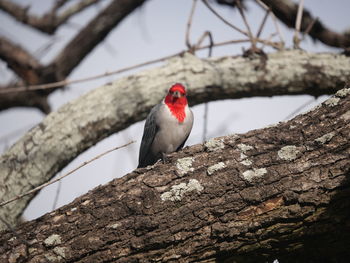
[{"xmin": 138, "ymin": 83, "xmax": 194, "ymax": 168}]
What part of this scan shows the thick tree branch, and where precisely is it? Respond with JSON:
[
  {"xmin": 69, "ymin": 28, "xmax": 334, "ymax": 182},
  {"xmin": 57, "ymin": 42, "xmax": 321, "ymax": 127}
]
[
  {"xmin": 0, "ymin": 0, "xmax": 101, "ymax": 34},
  {"xmin": 51, "ymin": 0, "xmax": 147, "ymax": 79},
  {"xmin": 260, "ymin": 0, "xmax": 350, "ymax": 48},
  {"xmin": 0, "ymin": 37, "xmax": 51, "ymax": 112},
  {"xmin": 0, "ymin": 86, "xmax": 50, "ymax": 114},
  {"xmin": 0, "ymin": 87, "xmax": 349, "ymax": 262},
  {"xmin": 0, "ymin": 50, "xmax": 349, "ymax": 231}
]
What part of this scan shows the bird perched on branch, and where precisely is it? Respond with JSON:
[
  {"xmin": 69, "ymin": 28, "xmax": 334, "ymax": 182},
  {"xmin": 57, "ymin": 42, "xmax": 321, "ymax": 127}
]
[{"xmin": 138, "ymin": 83, "xmax": 194, "ymax": 168}]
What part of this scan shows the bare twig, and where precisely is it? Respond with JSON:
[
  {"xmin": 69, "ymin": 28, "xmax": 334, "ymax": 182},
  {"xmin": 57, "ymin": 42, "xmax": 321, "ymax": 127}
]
[
  {"xmin": 236, "ymin": 0, "xmax": 255, "ymax": 47},
  {"xmin": 202, "ymin": 0, "xmax": 248, "ymax": 37},
  {"xmin": 0, "ymin": 0, "xmax": 101, "ymax": 34},
  {"xmin": 186, "ymin": 0, "xmax": 198, "ymax": 51},
  {"xmin": 293, "ymin": 0, "xmax": 304, "ymax": 48},
  {"xmin": 0, "ymin": 52, "xmax": 182, "ymax": 94},
  {"xmin": 301, "ymin": 17, "xmax": 318, "ymax": 41},
  {"xmin": 33, "ymin": 36, "xmax": 63, "ymax": 58},
  {"xmin": 52, "ymin": 0, "xmax": 147, "ymax": 79},
  {"xmin": 260, "ymin": 0, "xmax": 350, "ymax": 48},
  {"xmin": 0, "ymin": 37, "xmax": 283, "ymax": 95},
  {"xmin": 256, "ymin": 37, "xmax": 283, "ymax": 49},
  {"xmin": 0, "ymin": 37, "xmax": 281, "ymax": 96},
  {"xmin": 0, "ymin": 141, "xmax": 135, "ymax": 207},
  {"xmin": 256, "ymin": 9, "xmax": 269, "ymax": 38},
  {"xmin": 202, "ymin": 103, "xmax": 209, "ymax": 142},
  {"xmin": 52, "ymin": 180, "xmax": 62, "ymax": 210},
  {"xmin": 255, "ymin": 0, "xmax": 285, "ymax": 46},
  {"xmin": 259, "ymin": 32, "xmax": 278, "ymax": 49},
  {"xmin": 198, "ymin": 31, "xmax": 214, "ymax": 142},
  {"xmin": 195, "ymin": 31, "xmax": 214, "ymax": 57}
]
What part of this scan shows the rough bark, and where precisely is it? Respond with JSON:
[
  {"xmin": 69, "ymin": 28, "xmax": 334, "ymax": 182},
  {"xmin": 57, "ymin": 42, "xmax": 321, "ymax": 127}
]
[
  {"xmin": 0, "ymin": 50, "xmax": 350, "ymax": 231},
  {"xmin": 0, "ymin": 87, "xmax": 349, "ymax": 263}
]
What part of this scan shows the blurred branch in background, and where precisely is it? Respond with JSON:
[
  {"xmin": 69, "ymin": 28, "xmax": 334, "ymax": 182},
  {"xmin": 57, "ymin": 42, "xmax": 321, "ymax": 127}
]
[
  {"xmin": 258, "ymin": 0, "xmax": 350, "ymax": 48},
  {"xmin": 0, "ymin": 0, "xmax": 147, "ymax": 113},
  {"xmin": 0, "ymin": 0, "xmax": 102, "ymax": 34},
  {"xmin": 216, "ymin": 0, "xmax": 350, "ymax": 48}
]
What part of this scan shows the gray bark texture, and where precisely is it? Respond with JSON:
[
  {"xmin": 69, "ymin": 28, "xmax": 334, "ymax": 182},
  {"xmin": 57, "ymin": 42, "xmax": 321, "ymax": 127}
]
[
  {"xmin": 0, "ymin": 87, "xmax": 349, "ymax": 262},
  {"xmin": 0, "ymin": 50, "xmax": 350, "ymax": 231}
]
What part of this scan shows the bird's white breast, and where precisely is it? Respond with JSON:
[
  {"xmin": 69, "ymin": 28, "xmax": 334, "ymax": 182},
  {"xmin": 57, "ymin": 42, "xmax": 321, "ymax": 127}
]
[{"xmin": 151, "ymin": 103, "xmax": 193, "ymax": 154}]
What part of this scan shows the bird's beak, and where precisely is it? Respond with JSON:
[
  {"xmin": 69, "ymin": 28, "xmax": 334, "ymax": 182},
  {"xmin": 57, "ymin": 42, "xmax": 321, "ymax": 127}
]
[{"xmin": 173, "ymin": 91, "xmax": 181, "ymax": 98}]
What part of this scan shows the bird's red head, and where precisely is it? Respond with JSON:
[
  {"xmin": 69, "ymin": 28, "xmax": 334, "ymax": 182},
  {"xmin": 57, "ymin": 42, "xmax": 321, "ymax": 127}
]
[
  {"xmin": 169, "ymin": 83, "xmax": 186, "ymax": 96},
  {"xmin": 164, "ymin": 83, "xmax": 188, "ymax": 123}
]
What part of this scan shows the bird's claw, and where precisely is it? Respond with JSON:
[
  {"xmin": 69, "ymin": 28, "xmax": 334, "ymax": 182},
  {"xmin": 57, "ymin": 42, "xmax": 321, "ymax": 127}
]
[{"xmin": 162, "ymin": 153, "xmax": 168, "ymax": 164}]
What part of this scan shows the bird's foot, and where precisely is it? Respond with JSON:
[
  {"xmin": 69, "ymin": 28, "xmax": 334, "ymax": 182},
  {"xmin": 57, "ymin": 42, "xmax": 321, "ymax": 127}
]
[
  {"xmin": 162, "ymin": 153, "xmax": 168, "ymax": 164},
  {"xmin": 154, "ymin": 159, "xmax": 163, "ymax": 166}
]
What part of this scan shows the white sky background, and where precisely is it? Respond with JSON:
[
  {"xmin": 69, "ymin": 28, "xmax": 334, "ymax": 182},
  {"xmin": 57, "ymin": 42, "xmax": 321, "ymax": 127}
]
[{"xmin": 0, "ymin": 0, "xmax": 349, "ymax": 220}]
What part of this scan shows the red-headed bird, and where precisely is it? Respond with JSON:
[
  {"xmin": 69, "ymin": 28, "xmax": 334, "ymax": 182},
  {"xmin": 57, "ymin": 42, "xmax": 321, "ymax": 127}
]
[{"xmin": 138, "ymin": 83, "xmax": 194, "ymax": 168}]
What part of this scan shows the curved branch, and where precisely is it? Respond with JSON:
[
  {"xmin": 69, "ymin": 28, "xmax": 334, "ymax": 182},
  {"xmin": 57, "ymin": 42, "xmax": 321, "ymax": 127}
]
[
  {"xmin": 0, "ymin": 0, "xmax": 148, "ymax": 113},
  {"xmin": 216, "ymin": 0, "xmax": 350, "ymax": 49},
  {"xmin": 51, "ymin": 0, "xmax": 147, "ymax": 79},
  {"xmin": 260, "ymin": 0, "xmax": 350, "ymax": 48},
  {"xmin": 0, "ymin": 0, "xmax": 102, "ymax": 34},
  {"xmin": 0, "ymin": 50, "xmax": 349, "ymax": 229},
  {"xmin": 0, "ymin": 87, "xmax": 349, "ymax": 262}
]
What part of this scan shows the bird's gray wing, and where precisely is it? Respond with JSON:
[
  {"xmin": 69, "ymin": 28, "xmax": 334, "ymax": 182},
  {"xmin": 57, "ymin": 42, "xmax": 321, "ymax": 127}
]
[
  {"xmin": 176, "ymin": 109, "xmax": 193, "ymax": 151},
  {"xmin": 176, "ymin": 134, "xmax": 190, "ymax": 152},
  {"xmin": 138, "ymin": 104, "xmax": 160, "ymax": 168}
]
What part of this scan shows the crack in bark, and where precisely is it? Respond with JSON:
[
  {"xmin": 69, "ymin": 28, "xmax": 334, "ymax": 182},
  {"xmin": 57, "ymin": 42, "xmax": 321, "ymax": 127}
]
[{"xmin": 0, "ymin": 58, "xmax": 350, "ymax": 262}]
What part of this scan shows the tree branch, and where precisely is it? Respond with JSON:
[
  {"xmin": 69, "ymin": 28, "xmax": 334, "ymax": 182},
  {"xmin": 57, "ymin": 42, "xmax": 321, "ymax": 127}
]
[
  {"xmin": 51, "ymin": 0, "xmax": 147, "ymax": 79},
  {"xmin": 216, "ymin": 0, "xmax": 350, "ymax": 49},
  {"xmin": 0, "ymin": 0, "xmax": 148, "ymax": 113},
  {"xmin": 55, "ymin": 0, "xmax": 100, "ymax": 27},
  {"xmin": 0, "ymin": 0, "xmax": 102, "ymax": 34},
  {"xmin": 0, "ymin": 50, "xmax": 349, "ymax": 230},
  {"xmin": 260, "ymin": 0, "xmax": 350, "ymax": 48},
  {"xmin": 0, "ymin": 36, "xmax": 41, "ymax": 83},
  {"xmin": 0, "ymin": 87, "xmax": 349, "ymax": 262},
  {"xmin": 0, "ymin": 37, "xmax": 51, "ymax": 112},
  {"xmin": 0, "ymin": 86, "xmax": 50, "ymax": 114}
]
